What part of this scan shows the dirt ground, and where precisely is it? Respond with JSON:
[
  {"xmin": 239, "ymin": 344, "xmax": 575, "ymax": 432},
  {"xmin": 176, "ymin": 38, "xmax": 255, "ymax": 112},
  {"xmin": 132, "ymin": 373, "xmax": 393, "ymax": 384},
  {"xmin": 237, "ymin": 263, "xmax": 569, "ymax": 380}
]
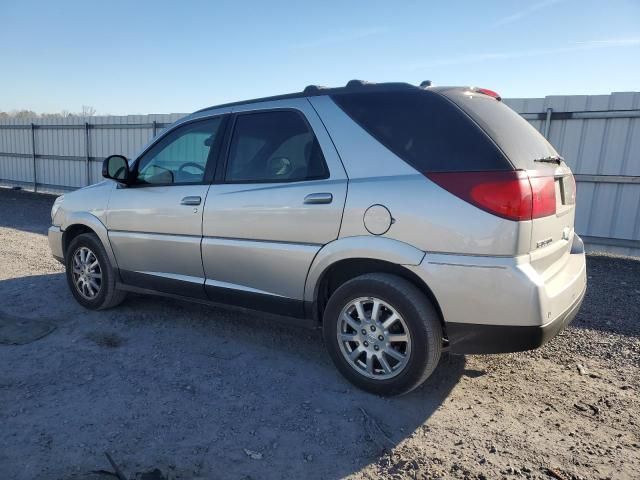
[{"xmin": 0, "ymin": 188, "xmax": 639, "ymax": 480}]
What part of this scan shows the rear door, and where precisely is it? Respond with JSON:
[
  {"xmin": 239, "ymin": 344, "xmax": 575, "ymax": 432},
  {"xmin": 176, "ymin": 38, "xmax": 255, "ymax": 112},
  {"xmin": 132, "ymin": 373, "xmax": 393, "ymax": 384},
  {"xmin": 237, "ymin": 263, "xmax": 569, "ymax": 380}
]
[
  {"xmin": 201, "ymin": 99, "xmax": 347, "ymax": 316},
  {"xmin": 107, "ymin": 116, "xmax": 227, "ymax": 297}
]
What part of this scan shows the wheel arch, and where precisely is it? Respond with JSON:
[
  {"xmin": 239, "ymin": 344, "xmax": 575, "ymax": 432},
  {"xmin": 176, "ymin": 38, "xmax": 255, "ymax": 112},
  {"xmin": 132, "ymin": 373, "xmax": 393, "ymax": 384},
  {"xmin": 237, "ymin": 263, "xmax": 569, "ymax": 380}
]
[
  {"xmin": 61, "ymin": 213, "xmax": 118, "ymax": 268},
  {"xmin": 304, "ymin": 237, "xmax": 445, "ymax": 334},
  {"xmin": 62, "ymin": 224, "xmax": 95, "ymax": 255}
]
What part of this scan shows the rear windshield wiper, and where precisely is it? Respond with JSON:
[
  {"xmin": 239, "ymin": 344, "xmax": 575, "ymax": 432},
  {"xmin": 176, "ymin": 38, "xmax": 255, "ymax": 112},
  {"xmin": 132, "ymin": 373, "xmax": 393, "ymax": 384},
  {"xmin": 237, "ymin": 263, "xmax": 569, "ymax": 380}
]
[{"xmin": 533, "ymin": 155, "xmax": 564, "ymax": 165}]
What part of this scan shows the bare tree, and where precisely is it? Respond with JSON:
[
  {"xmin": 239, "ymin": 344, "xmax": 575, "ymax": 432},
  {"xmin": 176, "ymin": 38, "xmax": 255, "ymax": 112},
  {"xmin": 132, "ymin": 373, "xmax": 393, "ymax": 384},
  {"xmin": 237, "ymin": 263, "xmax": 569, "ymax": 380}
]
[
  {"xmin": 80, "ymin": 105, "xmax": 96, "ymax": 117},
  {"xmin": 0, "ymin": 106, "xmax": 98, "ymax": 118},
  {"xmin": 12, "ymin": 110, "xmax": 38, "ymax": 118}
]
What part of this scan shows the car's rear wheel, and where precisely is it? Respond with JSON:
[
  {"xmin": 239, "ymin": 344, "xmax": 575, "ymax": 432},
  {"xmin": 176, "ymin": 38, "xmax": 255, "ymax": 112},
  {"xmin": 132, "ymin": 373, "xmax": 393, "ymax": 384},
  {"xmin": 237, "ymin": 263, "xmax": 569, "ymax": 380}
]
[
  {"xmin": 65, "ymin": 233, "xmax": 126, "ymax": 310},
  {"xmin": 323, "ymin": 273, "xmax": 442, "ymax": 396}
]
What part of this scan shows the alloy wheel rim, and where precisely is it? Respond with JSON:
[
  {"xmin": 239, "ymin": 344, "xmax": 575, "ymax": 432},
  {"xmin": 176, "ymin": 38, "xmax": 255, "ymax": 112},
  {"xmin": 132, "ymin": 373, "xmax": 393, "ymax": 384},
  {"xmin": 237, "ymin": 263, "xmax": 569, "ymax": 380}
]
[
  {"xmin": 337, "ymin": 296, "xmax": 411, "ymax": 380},
  {"xmin": 71, "ymin": 246, "xmax": 102, "ymax": 299}
]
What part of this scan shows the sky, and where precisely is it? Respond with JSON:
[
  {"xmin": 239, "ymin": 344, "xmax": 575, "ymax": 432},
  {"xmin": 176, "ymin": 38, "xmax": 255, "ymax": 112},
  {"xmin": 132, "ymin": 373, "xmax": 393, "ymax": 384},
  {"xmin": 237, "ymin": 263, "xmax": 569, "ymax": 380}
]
[{"xmin": 1, "ymin": 0, "xmax": 639, "ymax": 115}]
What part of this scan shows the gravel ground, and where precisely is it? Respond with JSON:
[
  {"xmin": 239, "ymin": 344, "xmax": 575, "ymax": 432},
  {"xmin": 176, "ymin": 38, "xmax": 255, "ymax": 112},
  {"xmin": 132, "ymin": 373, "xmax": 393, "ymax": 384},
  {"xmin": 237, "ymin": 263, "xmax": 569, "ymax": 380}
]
[{"xmin": 0, "ymin": 188, "xmax": 639, "ymax": 480}]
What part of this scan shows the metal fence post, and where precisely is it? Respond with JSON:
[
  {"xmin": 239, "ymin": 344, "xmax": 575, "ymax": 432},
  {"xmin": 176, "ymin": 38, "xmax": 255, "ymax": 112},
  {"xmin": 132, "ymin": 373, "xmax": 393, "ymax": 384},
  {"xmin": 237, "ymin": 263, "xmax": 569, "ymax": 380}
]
[
  {"xmin": 543, "ymin": 107, "xmax": 553, "ymax": 139},
  {"xmin": 30, "ymin": 123, "xmax": 37, "ymax": 192},
  {"xmin": 85, "ymin": 122, "xmax": 90, "ymax": 186}
]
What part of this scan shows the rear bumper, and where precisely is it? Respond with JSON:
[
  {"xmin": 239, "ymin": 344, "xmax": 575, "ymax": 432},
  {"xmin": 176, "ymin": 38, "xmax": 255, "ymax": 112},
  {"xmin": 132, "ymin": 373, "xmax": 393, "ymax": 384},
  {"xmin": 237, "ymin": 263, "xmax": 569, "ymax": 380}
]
[
  {"xmin": 48, "ymin": 226, "xmax": 64, "ymax": 264},
  {"xmin": 406, "ymin": 234, "xmax": 587, "ymax": 354},
  {"xmin": 446, "ymin": 281, "xmax": 586, "ymax": 354}
]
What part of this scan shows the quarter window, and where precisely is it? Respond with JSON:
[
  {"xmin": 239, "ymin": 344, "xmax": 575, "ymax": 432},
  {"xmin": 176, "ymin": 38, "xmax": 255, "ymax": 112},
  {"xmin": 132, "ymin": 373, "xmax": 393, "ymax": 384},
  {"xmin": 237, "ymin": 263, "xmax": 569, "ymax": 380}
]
[
  {"xmin": 225, "ymin": 111, "xmax": 329, "ymax": 183},
  {"xmin": 136, "ymin": 118, "xmax": 222, "ymax": 185},
  {"xmin": 332, "ymin": 90, "xmax": 510, "ymax": 172}
]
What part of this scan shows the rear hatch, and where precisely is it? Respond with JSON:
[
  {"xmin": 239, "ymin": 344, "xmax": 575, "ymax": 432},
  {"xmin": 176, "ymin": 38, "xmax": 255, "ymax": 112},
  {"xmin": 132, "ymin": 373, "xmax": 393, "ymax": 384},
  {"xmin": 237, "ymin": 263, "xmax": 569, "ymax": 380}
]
[{"xmin": 438, "ymin": 87, "xmax": 577, "ymax": 271}]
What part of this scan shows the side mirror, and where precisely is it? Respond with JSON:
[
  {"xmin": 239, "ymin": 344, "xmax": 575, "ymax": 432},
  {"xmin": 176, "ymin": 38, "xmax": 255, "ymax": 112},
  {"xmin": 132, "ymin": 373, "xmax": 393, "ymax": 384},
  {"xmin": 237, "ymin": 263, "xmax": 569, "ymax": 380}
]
[{"xmin": 102, "ymin": 155, "xmax": 131, "ymax": 184}]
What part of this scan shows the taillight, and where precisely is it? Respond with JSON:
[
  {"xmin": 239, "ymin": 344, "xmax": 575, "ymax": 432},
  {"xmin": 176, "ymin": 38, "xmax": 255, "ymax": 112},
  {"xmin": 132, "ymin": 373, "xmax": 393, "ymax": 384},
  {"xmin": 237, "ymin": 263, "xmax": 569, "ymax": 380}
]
[
  {"xmin": 529, "ymin": 175, "xmax": 556, "ymax": 218},
  {"xmin": 474, "ymin": 87, "xmax": 502, "ymax": 101},
  {"xmin": 426, "ymin": 171, "xmax": 556, "ymax": 221}
]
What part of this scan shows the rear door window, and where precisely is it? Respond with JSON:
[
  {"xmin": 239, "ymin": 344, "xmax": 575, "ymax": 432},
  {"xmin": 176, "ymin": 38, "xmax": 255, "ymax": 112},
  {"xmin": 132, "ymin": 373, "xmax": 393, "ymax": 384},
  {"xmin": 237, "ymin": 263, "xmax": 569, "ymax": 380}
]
[
  {"xmin": 225, "ymin": 110, "xmax": 329, "ymax": 183},
  {"xmin": 331, "ymin": 90, "xmax": 511, "ymax": 172}
]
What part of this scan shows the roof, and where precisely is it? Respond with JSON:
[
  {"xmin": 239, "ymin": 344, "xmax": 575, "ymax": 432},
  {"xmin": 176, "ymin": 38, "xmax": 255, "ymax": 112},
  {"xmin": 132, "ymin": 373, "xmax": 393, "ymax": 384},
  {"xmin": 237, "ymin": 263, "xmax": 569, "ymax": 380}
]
[{"xmin": 195, "ymin": 80, "xmax": 431, "ymax": 114}]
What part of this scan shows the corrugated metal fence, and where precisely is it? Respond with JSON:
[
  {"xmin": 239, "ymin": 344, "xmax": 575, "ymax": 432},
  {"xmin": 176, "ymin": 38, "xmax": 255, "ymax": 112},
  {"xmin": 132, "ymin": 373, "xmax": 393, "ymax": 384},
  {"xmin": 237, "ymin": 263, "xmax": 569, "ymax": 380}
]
[
  {"xmin": 1, "ymin": 92, "xmax": 639, "ymax": 256},
  {"xmin": 0, "ymin": 114, "xmax": 184, "ymax": 193},
  {"xmin": 505, "ymin": 92, "xmax": 640, "ymax": 256}
]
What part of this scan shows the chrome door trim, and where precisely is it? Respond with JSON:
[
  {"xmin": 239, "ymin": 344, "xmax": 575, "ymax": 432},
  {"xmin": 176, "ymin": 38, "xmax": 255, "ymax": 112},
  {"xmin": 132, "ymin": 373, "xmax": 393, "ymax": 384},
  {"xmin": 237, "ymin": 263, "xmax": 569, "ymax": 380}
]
[
  {"xmin": 115, "ymin": 280, "xmax": 314, "ymax": 324},
  {"xmin": 204, "ymin": 278, "xmax": 286, "ymax": 298},
  {"xmin": 118, "ymin": 269, "xmax": 207, "ymax": 299},
  {"xmin": 203, "ymin": 235, "xmax": 323, "ymax": 247},
  {"xmin": 204, "ymin": 280, "xmax": 305, "ymax": 318},
  {"xmin": 108, "ymin": 230, "xmax": 202, "ymax": 243},
  {"xmin": 135, "ymin": 271, "xmax": 204, "ymax": 284},
  {"xmin": 109, "ymin": 230, "xmax": 202, "ymax": 239}
]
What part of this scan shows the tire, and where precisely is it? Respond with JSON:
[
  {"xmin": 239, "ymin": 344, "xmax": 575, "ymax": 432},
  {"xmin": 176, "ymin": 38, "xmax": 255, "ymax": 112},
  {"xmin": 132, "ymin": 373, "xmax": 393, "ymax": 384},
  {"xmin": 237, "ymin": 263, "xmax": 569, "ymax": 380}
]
[
  {"xmin": 65, "ymin": 232, "xmax": 126, "ymax": 310},
  {"xmin": 322, "ymin": 273, "xmax": 442, "ymax": 396}
]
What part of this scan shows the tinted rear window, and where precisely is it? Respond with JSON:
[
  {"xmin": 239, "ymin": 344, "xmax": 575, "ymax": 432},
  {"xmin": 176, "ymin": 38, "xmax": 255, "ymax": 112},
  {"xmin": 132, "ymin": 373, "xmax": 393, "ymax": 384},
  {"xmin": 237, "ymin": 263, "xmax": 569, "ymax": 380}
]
[
  {"xmin": 331, "ymin": 90, "xmax": 511, "ymax": 172},
  {"xmin": 442, "ymin": 90, "xmax": 559, "ymax": 170}
]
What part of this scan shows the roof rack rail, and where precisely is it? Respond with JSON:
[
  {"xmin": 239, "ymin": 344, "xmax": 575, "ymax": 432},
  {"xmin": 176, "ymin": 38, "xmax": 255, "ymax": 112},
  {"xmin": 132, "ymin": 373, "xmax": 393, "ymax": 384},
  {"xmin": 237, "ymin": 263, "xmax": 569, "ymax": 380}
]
[
  {"xmin": 303, "ymin": 85, "xmax": 328, "ymax": 94},
  {"xmin": 195, "ymin": 80, "xmax": 423, "ymax": 114},
  {"xmin": 345, "ymin": 79, "xmax": 375, "ymax": 88}
]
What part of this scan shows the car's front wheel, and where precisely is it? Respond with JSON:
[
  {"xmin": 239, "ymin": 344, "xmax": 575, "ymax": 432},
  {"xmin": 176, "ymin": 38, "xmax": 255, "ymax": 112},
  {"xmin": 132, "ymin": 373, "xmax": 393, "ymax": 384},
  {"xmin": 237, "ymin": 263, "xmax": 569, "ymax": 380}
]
[
  {"xmin": 65, "ymin": 232, "xmax": 126, "ymax": 310},
  {"xmin": 322, "ymin": 273, "xmax": 442, "ymax": 396}
]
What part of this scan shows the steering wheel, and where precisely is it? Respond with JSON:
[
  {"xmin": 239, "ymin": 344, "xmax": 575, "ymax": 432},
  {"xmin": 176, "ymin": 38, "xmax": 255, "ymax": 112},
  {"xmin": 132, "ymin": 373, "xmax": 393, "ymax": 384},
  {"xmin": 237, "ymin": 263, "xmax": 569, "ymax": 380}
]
[
  {"xmin": 267, "ymin": 157, "xmax": 292, "ymax": 177},
  {"xmin": 178, "ymin": 162, "xmax": 206, "ymax": 174}
]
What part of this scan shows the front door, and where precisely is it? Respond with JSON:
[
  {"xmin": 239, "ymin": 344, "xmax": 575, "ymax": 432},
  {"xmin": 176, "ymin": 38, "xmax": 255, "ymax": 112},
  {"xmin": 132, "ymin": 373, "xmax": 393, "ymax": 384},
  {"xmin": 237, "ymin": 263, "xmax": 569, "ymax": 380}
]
[
  {"xmin": 201, "ymin": 102, "xmax": 348, "ymax": 316},
  {"xmin": 107, "ymin": 116, "xmax": 226, "ymax": 298}
]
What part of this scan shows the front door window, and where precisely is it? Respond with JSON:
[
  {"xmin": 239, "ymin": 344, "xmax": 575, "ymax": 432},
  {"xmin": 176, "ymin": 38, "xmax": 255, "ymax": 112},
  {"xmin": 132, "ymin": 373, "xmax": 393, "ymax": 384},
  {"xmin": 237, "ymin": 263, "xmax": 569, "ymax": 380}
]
[{"xmin": 136, "ymin": 118, "xmax": 222, "ymax": 185}]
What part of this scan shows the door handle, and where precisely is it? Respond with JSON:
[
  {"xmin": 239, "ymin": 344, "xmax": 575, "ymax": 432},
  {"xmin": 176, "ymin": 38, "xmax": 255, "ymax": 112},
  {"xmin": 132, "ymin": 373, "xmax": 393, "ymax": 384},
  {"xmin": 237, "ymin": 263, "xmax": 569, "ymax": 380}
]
[
  {"xmin": 304, "ymin": 193, "xmax": 333, "ymax": 205},
  {"xmin": 181, "ymin": 196, "xmax": 201, "ymax": 206}
]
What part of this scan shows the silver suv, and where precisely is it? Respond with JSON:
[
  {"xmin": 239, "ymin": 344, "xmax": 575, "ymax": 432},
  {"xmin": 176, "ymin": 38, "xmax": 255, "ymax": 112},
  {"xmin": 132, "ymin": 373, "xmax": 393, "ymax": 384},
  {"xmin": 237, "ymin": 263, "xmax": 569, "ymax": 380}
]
[{"xmin": 49, "ymin": 81, "xmax": 587, "ymax": 395}]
